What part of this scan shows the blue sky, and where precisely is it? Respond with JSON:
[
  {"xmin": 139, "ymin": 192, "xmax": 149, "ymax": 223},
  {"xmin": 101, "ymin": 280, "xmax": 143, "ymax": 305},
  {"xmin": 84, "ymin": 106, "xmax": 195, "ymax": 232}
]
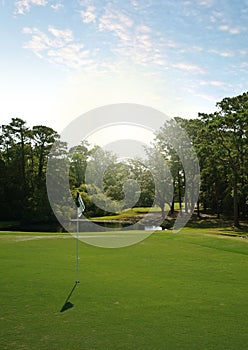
[{"xmin": 0, "ymin": 0, "xmax": 247, "ymax": 132}]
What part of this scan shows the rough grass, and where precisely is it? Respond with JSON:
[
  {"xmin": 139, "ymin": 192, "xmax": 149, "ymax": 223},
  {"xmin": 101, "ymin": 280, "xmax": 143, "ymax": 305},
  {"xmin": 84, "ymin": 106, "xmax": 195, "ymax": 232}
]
[{"xmin": 1, "ymin": 229, "xmax": 248, "ymax": 350}]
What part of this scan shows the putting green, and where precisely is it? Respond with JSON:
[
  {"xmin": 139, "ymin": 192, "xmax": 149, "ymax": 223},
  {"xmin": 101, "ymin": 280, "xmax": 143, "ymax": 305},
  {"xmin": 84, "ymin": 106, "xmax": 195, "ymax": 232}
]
[{"xmin": 0, "ymin": 229, "xmax": 248, "ymax": 349}]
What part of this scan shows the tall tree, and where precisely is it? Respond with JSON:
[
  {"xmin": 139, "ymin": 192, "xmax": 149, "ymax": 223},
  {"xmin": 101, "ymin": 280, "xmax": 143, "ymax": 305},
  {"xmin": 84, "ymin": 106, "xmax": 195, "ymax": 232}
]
[
  {"xmin": 199, "ymin": 92, "xmax": 248, "ymax": 227},
  {"xmin": 22, "ymin": 125, "xmax": 60, "ymax": 225},
  {"xmin": 8, "ymin": 118, "xmax": 30, "ymax": 185},
  {"xmin": 155, "ymin": 118, "xmax": 200, "ymax": 220},
  {"xmin": 69, "ymin": 141, "xmax": 91, "ymax": 188},
  {"xmin": 145, "ymin": 146, "xmax": 173, "ymax": 219},
  {"xmin": 0, "ymin": 118, "xmax": 31, "ymax": 220},
  {"xmin": 32, "ymin": 125, "xmax": 59, "ymax": 179}
]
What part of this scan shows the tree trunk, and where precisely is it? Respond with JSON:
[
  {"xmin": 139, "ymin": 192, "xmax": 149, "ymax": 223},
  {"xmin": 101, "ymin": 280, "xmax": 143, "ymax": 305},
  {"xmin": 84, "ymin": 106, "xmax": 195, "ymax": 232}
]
[
  {"xmin": 178, "ymin": 170, "xmax": 182, "ymax": 215},
  {"xmin": 183, "ymin": 171, "xmax": 188, "ymax": 214},
  {"xmin": 233, "ymin": 172, "xmax": 239, "ymax": 228},
  {"xmin": 171, "ymin": 198, "xmax": 175, "ymax": 214},
  {"xmin": 161, "ymin": 204, "xmax": 165, "ymax": 220},
  {"xmin": 197, "ymin": 199, "xmax": 200, "ymax": 218}
]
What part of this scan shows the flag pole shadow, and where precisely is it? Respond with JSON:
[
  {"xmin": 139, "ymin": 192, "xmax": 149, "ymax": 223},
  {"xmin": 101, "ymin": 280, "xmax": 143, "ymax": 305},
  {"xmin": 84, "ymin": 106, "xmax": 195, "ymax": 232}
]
[
  {"xmin": 60, "ymin": 192, "xmax": 84, "ymax": 313},
  {"xmin": 60, "ymin": 281, "xmax": 79, "ymax": 312}
]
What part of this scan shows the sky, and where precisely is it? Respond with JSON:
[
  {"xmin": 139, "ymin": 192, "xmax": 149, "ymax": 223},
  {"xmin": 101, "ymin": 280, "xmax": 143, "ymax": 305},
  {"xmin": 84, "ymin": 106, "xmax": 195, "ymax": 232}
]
[{"xmin": 0, "ymin": 0, "xmax": 247, "ymax": 134}]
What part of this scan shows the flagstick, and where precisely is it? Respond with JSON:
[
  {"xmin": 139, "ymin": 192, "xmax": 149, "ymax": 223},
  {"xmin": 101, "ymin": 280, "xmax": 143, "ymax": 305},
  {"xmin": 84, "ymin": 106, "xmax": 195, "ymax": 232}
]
[
  {"xmin": 76, "ymin": 215, "xmax": 79, "ymax": 284},
  {"xmin": 75, "ymin": 192, "xmax": 85, "ymax": 285},
  {"xmin": 60, "ymin": 194, "xmax": 85, "ymax": 312},
  {"xmin": 60, "ymin": 212, "xmax": 80, "ymax": 312}
]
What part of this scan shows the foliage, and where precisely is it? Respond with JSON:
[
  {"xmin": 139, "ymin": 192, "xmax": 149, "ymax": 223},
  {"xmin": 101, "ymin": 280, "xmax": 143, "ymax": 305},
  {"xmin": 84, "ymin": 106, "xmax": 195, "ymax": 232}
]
[
  {"xmin": 198, "ymin": 92, "xmax": 248, "ymax": 226},
  {"xmin": 0, "ymin": 118, "xmax": 59, "ymax": 227},
  {"xmin": 1, "ymin": 91, "xmax": 247, "ymax": 229}
]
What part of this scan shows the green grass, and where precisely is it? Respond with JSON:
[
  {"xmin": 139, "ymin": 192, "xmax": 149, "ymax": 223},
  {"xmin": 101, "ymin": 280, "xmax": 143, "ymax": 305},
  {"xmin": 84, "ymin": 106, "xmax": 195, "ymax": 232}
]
[
  {"xmin": 91, "ymin": 207, "xmax": 161, "ymax": 220},
  {"xmin": 1, "ymin": 229, "xmax": 248, "ymax": 349},
  {"xmin": 91, "ymin": 204, "xmax": 193, "ymax": 220}
]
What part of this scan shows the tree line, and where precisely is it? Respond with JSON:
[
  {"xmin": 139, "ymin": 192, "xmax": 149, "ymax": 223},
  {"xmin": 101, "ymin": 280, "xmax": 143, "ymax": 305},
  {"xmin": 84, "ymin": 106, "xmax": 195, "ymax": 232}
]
[{"xmin": 0, "ymin": 92, "xmax": 247, "ymax": 230}]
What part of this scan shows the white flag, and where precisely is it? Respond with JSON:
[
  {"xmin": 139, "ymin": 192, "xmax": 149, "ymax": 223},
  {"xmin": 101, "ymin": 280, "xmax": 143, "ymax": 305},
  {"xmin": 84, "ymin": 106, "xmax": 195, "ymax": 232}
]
[{"xmin": 76, "ymin": 192, "xmax": 85, "ymax": 217}]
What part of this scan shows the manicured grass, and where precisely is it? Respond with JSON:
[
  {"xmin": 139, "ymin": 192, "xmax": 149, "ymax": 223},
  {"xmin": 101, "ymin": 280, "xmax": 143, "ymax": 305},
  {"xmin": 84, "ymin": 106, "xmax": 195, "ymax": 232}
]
[
  {"xmin": 91, "ymin": 206, "xmax": 168, "ymax": 220},
  {"xmin": 1, "ymin": 229, "xmax": 248, "ymax": 349},
  {"xmin": 91, "ymin": 204, "xmax": 192, "ymax": 220}
]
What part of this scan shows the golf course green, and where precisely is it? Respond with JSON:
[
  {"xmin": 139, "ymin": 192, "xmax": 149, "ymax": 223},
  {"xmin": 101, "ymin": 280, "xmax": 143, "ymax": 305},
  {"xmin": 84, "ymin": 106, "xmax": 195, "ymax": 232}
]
[{"xmin": 1, "ymin": 228, "xmax": 248, "ymax": 349}]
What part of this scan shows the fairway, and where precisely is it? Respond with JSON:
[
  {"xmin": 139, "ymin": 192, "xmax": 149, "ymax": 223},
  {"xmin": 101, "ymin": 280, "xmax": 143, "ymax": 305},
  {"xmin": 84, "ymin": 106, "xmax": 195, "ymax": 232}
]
[{"xmin": 1, "ymin": 230, "xmax": 248, "ymax": 350}]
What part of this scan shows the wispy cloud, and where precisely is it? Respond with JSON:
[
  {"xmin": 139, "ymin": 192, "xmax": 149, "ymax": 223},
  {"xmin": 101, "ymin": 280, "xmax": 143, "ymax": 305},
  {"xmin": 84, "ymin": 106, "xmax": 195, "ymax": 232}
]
[
  {"xmin": 196, "ymin": 0, "xmax": 214, "ymax": 8},
  {"xmin": 80, "ymin": 5, "xmax": 97, "ymax": 23},
  {"xmin": 48, "ymin": 26, "xmax": 73, "ymax": 42},
  {"xmin": 208, "ymin": 48, "xmax": 234, "ymax": 57},
  {"xmin": 200, "ymin": 80, "xmax": 225, "ymax": 87},
  {"xmin": 172, "ymin": 63, "xmax": 205, "ymax": 74},
  {"xmin": 96, "ymin": 8, "xmax": 168, "ymax": 67},
  {"xmin": 19, "ymin": 0, "xmax": 247, "ymax": 100},
  {"xmin": 218, "ymin": 24, "xmax": 240, "ymax": 34},
  {"xmin": 47, "ymin": 45, "xmax": 92, "ymax": 69},
  {"xmin": 22, "ymin": 9, "xmax": 168, "ymax": 71},
  {"xmin": 130, "ymin": 0, "xmax": 138, "ymax": 9},
  {"xmin": 14, "ymin": 0, "xmax": 48, "ymax": 15},
  {"xmin": 23, "ymin": 26, "xmax": 93, "ymax": 69},
  {"xmin": 50, "ymin": 3, "xmax": 63, "ymax": 11},
  {"xmin": 23, "ymin": 27, "xmax": 51, "ymax": 57},
  {"xmin": 98, "ymin": 9, "xmax": 133, "ymax": 40},
  {"xmin": 209, "ymin": 10, "xmax": 225, "ymax": 23},
  {"xmin": 209, "ymin": 80, "xmax": 225, "ymax": 87},
  {"xmin": 209, "ymin": 5, "xmax": 246, "ymax": 35},
  {"xmin": 195, "ymin": 93, "xmax": 218, "ymax": 102}
]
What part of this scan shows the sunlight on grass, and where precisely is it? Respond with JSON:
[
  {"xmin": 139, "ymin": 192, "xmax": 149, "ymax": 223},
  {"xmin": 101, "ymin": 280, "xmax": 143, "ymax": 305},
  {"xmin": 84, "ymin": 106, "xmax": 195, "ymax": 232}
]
[{"xmin": 1, "ymin": 229, "xmax": 248, "ymax": 349}]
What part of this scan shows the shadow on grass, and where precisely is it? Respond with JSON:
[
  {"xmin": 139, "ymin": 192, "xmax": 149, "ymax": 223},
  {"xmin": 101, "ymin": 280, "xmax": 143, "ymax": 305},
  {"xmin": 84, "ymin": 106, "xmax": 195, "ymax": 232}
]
[{"xmin": 60, "ymin": 281, "xmax": 79, "ymax": 313}]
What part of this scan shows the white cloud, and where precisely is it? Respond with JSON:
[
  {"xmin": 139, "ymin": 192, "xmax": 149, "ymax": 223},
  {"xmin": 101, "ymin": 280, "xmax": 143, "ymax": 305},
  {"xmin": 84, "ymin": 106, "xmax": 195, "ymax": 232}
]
[
  {"xmin": 229, "ymin": 27, "xmax": 240, "ymax": 34},
  {"xmin": 195, "ymin": 93, "xmax": 218, "ymax": 102},
  {"xmin": 23, "ymin": 27, "xmax": 51, "ymax": 57},
  {"xmin": 51, "ymin": 3, "xmax": 63, "ymax": 11},
  {"xmin": 22, "ymin": 6, "xmax": 167, "ymax": 72},
  {"xmin": 14, "ymin": 0, "xmax": 48, "ymax": 15},
  {"xmin": 218, "ymin": 24, "xmax": 240, "ymax": 34},
  {"xmin": 23, "ymin": 26, "xmax": 93, "ymax": 69},
  {"xmin": 47, "ymin": 45, "xmax": 92, "ymax": 69},
  {"xmin": 239, "ymin": 49, "xmax": 248, "ymax": 56},
  {"xmin": 136, "ymin": 24, "xmax": 152, "ymax": 33},
  {"xmin": 172, "ymin": 63, "xmax": 205, "ymax": 74},
  {"xmin": 48, "ymin": 26, "xmax": 73, "ymax": 42},
  {"xmin": 99, "ymin": 9, "xmax": 133, "ymax": 40},
  {"xmin": 130, "ymin": 0, "xmax": 138, "ymax": 9},
  {"xmin": 97, "ymin": 9, "xmax": 167, "ymax": 68},
  {"xmin": 209, "ymin": 80, "xmax": 224, "ymax": 87},
  {"xmin": 208, "ymin": 49, "xmax": 233, "ymax": 57},
  {"xmin": 22, "ymin": 27, "xmax": 33, "ymax": 34},
  {"xmin": 200, "ymin": 80, "xmax": 225, "ymax": 87},
  {"xmin": 80, "ymin": 6, "xmax": 96, "ymax": 23},
  {"xmin": 197, "ymin": 0, "xmax": 214, "ymax": 8},
  {"xmin": 210, "ymin": 10, "xmax": 225, "ymax": 23},
  {"xmin": 239, "ymin": 61, "xmax": 248, "ymax": 72}
]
